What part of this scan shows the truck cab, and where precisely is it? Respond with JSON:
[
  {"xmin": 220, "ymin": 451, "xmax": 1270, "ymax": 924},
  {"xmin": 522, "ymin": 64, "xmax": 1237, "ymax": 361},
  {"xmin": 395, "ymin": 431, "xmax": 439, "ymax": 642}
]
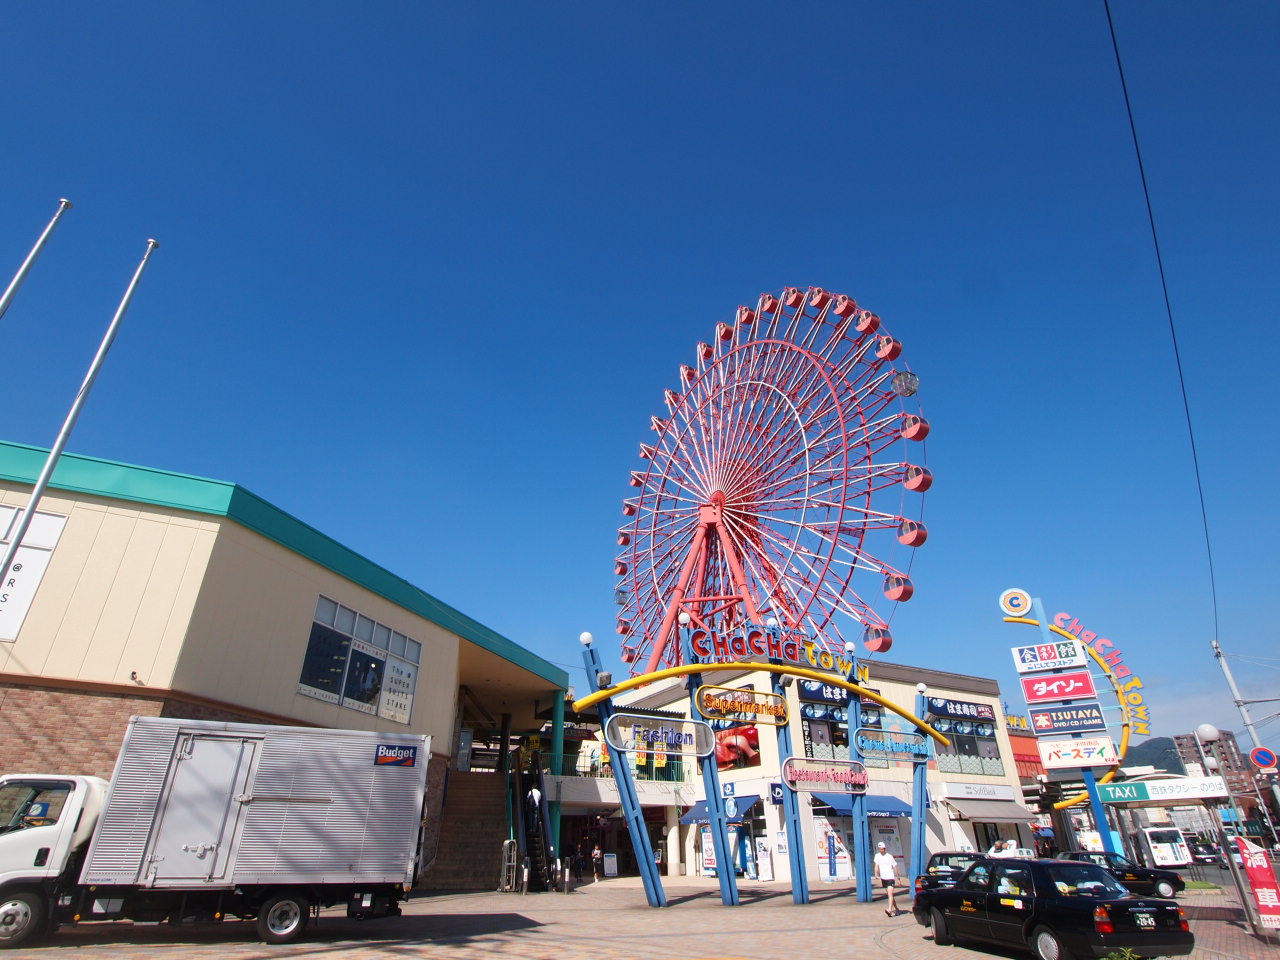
[{"xmin": 0, "ymin": 775, "xmax": 106, "ymax": 945}]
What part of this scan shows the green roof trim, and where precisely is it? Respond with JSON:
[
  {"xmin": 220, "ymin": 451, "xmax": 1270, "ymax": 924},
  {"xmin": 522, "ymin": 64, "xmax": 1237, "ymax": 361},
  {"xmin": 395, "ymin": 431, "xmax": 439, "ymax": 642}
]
[{"xmin": 0, "ymin": 440, "xmax": 567, "ymax": 688}]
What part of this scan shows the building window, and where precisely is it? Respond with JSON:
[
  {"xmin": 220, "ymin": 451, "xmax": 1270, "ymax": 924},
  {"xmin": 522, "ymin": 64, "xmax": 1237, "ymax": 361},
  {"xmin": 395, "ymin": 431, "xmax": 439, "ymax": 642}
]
[
  {"xmin": 931, "ymin": 717, "xmax": 1005, "ymax": 776},
  {"xmin": 297, "ymin": 596, "xmax": 420, "ymax": 723}
]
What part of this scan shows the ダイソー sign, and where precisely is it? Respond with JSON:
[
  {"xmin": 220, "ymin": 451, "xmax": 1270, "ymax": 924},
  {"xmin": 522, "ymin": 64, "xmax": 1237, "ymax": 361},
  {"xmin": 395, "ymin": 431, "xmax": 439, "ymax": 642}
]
[{"xmin": 1021, "ymin": 670, "xmax": 1097, "ymax": 705}]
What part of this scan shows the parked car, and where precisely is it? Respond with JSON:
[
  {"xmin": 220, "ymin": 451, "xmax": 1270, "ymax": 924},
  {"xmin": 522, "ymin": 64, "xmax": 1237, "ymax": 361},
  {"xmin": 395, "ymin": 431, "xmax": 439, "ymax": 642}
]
[
  {"xmin": 1058, "ymin": 850, "xmax": 1185, "ymax": 899},
  {"xmin": 915, "ymin": 851, "xmax": 984, "ymax": 891},
  {"xmin": 913, "ymin": 856, "xmax": 1194, "ymax": 960},
  {"xmin": 1189, "ymin": 842, "xmax": 1225, "ymax": 867}
]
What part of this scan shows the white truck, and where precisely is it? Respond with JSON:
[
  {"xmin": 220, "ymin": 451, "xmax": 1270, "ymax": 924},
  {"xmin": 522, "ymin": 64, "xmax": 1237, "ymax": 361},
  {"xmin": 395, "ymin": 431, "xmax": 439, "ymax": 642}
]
[{"xmin": 0, "ymin": 716, "xmax": 432, "ymax": 947}]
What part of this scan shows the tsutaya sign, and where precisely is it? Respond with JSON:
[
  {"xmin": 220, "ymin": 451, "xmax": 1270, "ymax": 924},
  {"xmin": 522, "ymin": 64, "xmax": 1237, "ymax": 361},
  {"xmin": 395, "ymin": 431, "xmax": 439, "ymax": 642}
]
[{"xmin": 687, "ymin": 625, "xmax": 869, "ymax": 680}]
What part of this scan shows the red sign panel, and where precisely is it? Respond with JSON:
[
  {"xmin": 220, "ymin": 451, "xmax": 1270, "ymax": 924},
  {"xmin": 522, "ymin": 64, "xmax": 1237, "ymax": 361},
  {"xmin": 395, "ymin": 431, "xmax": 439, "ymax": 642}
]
[
  {"xmin": 1021, "ymin": 670, "xmax": 1097, "ymax": 705},
  {"xmin": 1237, "ymin": 837, "xmax": 1280, "ymax": 929}
]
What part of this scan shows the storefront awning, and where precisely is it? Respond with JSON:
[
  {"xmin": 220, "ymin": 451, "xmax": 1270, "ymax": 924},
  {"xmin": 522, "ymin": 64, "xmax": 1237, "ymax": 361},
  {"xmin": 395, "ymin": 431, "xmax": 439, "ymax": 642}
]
[
  {"xmin": 679, "ymin": 794, "xmax": 761, "ymax": 824},
  {"xmin": 813, "ymin": 793, "xmax": 914, "ymax": 818},
  {"xmin": 943, "ymin": 797, "xmax": 1036, "ymax": 824}
]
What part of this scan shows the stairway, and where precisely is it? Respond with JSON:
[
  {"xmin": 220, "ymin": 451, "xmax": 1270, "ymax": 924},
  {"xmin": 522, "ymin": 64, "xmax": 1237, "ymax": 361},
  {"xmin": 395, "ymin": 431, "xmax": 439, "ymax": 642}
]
[{"xmin": 418, "ymin": 770, "xmax": 509, "ymax": 891}]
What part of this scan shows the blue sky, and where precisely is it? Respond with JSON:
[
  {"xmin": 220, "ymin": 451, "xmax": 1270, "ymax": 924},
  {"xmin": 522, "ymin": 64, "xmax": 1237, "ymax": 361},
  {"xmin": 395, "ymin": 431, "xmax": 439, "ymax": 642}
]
[{"xmin": 4, "ymin": 2, "xmax": 1277, "ymax": 747}]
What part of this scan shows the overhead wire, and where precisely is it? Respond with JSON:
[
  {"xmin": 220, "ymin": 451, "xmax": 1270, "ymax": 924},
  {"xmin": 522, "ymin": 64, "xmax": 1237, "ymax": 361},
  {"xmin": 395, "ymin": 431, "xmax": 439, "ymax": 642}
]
[{"xmin": 1103, "ymin": 0, "xmax": 1220, "ymax": 643}]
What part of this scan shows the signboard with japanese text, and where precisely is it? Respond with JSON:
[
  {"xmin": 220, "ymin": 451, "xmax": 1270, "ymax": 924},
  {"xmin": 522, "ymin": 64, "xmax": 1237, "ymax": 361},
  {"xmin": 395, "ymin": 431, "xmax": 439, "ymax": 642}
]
[
  {"xmin": 1011, "ymin": 638, "xmax": 1088, "ymax": 674},
  {"xmin": 1099, "ymin": 777, "xmax": 1227, "ymax": 804},
  {"xmin": 1037, "ymin": 735, "xmax": 1119, "ymax": 770},
  {"xmin": 1029, "ymin": 702, "xmax": 1107, "ymax": 736},
  {"xmin": 1021, "ymin": 670, "xmax": 1097, "ymax": 705},
  {"xmin": 1237, "ymin": 836, "xmax": 1280, "ymax": 929},
  {"xmin": 925, "ymin": 697, "xmax": 996, "ymax": 721}
]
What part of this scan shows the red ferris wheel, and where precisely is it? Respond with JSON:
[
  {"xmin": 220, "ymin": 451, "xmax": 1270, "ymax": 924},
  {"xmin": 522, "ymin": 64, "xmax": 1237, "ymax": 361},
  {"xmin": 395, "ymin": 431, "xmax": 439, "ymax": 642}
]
[{"xmin": 614, "ymin": 286, "xmax": 932, "ymax": 676}]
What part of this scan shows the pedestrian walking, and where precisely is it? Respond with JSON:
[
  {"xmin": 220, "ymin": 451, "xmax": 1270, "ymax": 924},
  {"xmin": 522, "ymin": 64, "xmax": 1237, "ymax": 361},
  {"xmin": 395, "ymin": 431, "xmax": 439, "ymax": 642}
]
[
  {"xmin": 591, "ymin": 843, "xmax": 603, "ymax": 882},
  {"xmin": 874, "ymin": 841, "xmax": 902, "ymax": 916}
]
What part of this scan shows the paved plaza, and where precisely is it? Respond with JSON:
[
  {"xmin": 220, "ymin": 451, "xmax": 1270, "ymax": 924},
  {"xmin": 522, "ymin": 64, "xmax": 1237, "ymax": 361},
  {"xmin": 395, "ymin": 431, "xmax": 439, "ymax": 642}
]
[{"xmin": 16, "ymin": 876, "xmax": 1278, "ymax": 960}]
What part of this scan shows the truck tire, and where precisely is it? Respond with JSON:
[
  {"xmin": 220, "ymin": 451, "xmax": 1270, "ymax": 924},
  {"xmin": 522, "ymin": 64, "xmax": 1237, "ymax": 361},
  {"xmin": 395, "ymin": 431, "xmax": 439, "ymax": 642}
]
[
  {"xmin": 0, "ymin": 890, "xmax": 46, "ymax": 948},
  {"xmin": 930, "ymin": 907, "xmax": 952, "ymax": 946},
  {"xmin": 1154, "ymin": 879, "xmax": 1176, "ymax": 899},
  {"xmin": 256, "ymin": 891, "xmax": 310, "ymax": 944}
]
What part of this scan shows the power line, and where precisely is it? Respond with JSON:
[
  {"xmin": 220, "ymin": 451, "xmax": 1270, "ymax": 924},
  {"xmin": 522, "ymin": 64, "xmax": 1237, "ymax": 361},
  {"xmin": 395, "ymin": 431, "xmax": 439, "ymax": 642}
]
[{"xmin": 1103, "ymin": 0, "xmax": 1220, "ymax": 643}]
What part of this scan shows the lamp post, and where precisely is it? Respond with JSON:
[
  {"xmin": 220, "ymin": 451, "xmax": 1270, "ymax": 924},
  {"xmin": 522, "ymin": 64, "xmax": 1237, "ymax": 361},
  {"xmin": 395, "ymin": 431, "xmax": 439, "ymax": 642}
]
[{"xmin": 1196, "ymin": 723, "xmax": 1262, "ymax": 935}]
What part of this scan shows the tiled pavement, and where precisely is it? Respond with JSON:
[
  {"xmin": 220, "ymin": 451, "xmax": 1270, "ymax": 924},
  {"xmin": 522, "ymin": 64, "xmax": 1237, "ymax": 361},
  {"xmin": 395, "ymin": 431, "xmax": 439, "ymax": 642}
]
[{"xmin": 16, "ymin": 876, "xmax": 1279, "ymax": 960}]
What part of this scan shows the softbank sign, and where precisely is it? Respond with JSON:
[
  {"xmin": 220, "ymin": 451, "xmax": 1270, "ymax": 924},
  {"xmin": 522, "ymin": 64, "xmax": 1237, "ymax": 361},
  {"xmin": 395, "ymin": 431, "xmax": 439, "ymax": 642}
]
[{"xmin": 689, "ymin": 627, "xmax": 866, "ymax": 679}]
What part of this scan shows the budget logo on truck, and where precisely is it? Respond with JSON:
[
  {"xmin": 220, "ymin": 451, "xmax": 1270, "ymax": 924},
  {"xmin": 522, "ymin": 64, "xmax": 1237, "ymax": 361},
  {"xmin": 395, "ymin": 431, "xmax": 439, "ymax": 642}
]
[{"xmin": 375, "ymin": 744, "xmax": 418, "ymax": 766}]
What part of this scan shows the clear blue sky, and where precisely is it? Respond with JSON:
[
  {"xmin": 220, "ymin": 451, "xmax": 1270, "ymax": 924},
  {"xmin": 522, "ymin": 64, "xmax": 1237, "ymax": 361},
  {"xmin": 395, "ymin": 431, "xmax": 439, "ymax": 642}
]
[{"xmin": 4, "ymin": 2, "xmax": 1277, "ymax": 747}]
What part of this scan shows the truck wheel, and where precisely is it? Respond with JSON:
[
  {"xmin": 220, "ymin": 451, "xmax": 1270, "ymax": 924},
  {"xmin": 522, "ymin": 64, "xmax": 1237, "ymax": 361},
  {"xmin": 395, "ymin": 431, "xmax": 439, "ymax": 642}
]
[
  {"xmin": 1154, "ymin": 879, "xmax": 1176, "ymax": 899},
  {"xmin": 1032, "ymin": 925, "xmax": 1072, "ymax": 960},
  {"xmin": 930, "ymin": 907, "xmax": 952, "ymax": 946},
  {"xmin": 256, "ymin": 892, "xmax": 310, "ymax": 944},
  {"xmin": 0, "ymin": 891, "xmax": 46, "ymax": 948}
]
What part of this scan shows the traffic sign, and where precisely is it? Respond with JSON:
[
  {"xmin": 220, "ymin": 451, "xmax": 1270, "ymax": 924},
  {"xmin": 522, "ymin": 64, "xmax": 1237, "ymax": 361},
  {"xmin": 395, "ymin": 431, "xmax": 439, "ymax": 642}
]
[{"xmin": 1250, "ymin": 746, "xmax": 1277, "ymax": 770}]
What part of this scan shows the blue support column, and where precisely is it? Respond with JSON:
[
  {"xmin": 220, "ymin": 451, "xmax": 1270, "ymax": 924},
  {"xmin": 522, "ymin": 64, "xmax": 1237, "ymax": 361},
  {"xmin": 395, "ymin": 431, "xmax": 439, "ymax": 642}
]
[
  {"xmin": 1032, "ymin": 598, "xmax": 1116, "ymax": 855},
  {"xmin": 682, "ymin": 622, "xmax": 740, "ymax": 906},
  {"xmin": 550, "ymin": 689, "xmax": 565, "ymax": 862},
  {"xmin": 771, "ymin": 671, "xmax": 809, "ymax": 904},
  {"xmin": 582, "ymin": 640, "xmax": 667, "ymax": 907},
  {"xmin": 847, "ymin": 653, "xmax": 873, "ymax": 901},
  {"xmin": 911, "ymin": 686, "xmax": 931, "ymax": 878}
]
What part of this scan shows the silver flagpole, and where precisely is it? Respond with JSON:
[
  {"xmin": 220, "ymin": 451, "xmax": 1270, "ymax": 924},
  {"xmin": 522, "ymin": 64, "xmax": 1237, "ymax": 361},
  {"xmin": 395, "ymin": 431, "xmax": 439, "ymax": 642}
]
[
  {"xmin": 0, "ymin": 239, "xmax": 159, "ymax": 594},
  {"xmin": 0, "ymin": 199, "xmax": 73, "ymax": 324}
]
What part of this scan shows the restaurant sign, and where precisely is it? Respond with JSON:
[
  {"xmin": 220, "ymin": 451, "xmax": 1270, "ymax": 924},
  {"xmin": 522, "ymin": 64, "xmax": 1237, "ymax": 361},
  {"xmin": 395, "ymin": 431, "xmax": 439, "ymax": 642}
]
[
  {"xmin": 781, "ymin": 757, "xmax": 868, "ymax": 794},
  {"xmin": 855, "ymin": 727, "xmax": 930, "ymax": 761}
]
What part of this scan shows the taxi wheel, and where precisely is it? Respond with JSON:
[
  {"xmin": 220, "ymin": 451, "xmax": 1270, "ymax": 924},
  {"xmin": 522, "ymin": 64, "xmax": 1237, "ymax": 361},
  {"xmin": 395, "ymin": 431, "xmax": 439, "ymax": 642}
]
[
  {"xmin": 1032, "ymin": 925, "xmax": 1073, "ymax": 960},
  {"xmin": 1154, "ymin": 879, "xmax": 1176, "ymax": 899},
  {"xmin": 930, "ymin": 908, "xmax": 953, "ymax": 946}
]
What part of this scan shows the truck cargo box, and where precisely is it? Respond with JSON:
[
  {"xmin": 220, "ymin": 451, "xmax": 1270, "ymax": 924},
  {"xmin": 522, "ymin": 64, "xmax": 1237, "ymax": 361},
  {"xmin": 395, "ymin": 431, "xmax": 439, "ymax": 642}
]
[{"xmin": 79, "ymin": 716, "xmax": 430, "ymax": 889}]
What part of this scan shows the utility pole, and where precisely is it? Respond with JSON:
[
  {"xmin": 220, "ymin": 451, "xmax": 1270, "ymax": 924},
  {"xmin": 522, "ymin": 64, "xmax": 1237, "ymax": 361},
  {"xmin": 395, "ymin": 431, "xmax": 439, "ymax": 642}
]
[{"xmin": 1213, "ymin": 640, "xmax": 1280, "ymax": 821}]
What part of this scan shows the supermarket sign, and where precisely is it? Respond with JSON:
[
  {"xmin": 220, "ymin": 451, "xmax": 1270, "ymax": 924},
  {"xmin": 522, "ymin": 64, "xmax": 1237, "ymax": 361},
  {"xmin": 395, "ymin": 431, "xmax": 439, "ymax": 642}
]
[{"xmin": 1011, "ymin": 638, "xmax": 1088, "ymax": 674}]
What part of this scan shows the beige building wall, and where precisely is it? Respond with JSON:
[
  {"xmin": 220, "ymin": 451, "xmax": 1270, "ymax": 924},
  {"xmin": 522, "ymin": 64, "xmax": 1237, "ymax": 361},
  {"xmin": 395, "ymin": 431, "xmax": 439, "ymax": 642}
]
[
  {"xmin": 0, "ymin": 487, "xmax": 217, "ymax": 689},
  {"xmin": 175, "ymin": 519, "xmax": 460, "ymax": 745},
  {"xmin": 1, "ymin": 483, "xmax": 460, "ymax": 748}
]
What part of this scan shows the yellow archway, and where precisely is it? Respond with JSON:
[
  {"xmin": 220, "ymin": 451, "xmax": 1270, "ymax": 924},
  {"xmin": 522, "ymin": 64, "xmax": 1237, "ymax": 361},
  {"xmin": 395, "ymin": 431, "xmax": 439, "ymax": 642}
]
[{"xmin": 572, "ymin": 660, "xmax": 951, "ymax": 746}]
